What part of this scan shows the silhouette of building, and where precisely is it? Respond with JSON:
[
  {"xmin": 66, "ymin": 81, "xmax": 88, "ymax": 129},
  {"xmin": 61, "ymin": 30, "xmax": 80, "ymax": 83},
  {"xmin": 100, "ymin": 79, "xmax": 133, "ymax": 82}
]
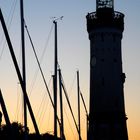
[{"xmin": 86, "ymin": 0, "xmax": 128, "ymax": 140}]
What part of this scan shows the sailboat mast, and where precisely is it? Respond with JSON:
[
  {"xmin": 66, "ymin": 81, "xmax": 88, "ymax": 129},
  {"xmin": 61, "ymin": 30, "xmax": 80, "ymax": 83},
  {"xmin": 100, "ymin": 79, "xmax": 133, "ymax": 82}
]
[
  {"xmin": 58, "ymin": 69, "xmax": 65, "ymax": 140},
  {"xmin": 80, "ymin": 91, "xmax": 89, "ymax": 140},
  {"xmin": 0, "ymin": 8, "xmax": 40, "ymax": 135},
  {"xmin": 77, "ymin": 71, "xmax": 81, "ymax": 140},
  {"xmin": 20, "ymin": 0, "xmax": 27, "ymax": 138},
  {"xmin": 53, "ymin": 20, "xmax": 58, "ymax": 138}
]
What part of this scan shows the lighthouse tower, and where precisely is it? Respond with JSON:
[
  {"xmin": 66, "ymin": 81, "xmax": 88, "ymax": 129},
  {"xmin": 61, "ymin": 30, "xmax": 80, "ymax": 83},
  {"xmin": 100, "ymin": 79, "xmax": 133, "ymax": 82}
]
[{"xmin": 86, "ymin": 0, "xmax": 128, "ymax": 140}]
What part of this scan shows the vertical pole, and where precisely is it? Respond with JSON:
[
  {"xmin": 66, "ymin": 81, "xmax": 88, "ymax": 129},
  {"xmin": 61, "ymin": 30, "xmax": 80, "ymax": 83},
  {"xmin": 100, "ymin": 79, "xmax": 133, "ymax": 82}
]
[
  {"xmin": 77, "ymin": 71, "xmax": 81, "ymax": 140},
  {"xmin": 58, "ymin": 69, "xmax": 65, "ymax": 140},
  {"xmin": 53, "ymin": 20, "xmax": 58, "ymax": 139},
  {"xmin": 0, "ymin": 8, "xmax": 40, "ymax": 135},
  {"xmin": 80, "ymin": 91, "xmax": 89, "ymax": 140},
  {"xmin": 86, "ymin": 115, "xmax": 89, "ymax": 140},
  {"xmin": 20, "ymin": 0, "xmax": 27, "ymax": 138}
]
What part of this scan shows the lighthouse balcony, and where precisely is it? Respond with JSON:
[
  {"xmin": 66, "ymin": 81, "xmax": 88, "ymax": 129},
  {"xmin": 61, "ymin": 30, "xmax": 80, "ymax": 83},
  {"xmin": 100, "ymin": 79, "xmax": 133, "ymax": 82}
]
[{"xmin": 86, "ymin": 11, "xmax": 124, "ymax": 32}]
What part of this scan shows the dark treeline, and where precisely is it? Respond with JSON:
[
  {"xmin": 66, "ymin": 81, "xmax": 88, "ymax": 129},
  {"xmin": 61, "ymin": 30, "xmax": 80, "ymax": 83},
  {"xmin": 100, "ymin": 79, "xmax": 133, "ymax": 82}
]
[{"xmin": 0, "ymin": 122, "xmax": 62, "ymax": 140}]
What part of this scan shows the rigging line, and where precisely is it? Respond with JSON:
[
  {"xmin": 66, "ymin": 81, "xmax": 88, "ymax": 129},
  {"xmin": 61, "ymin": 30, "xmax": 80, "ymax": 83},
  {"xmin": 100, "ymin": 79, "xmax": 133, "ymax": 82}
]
[
  {"xmin": 37, "ymin": 92, "xmax": 50, "ymax": 128},
  {"xmin": 46, "ymin": 81, "xmax": 54, "ymax": 131},
  {"xmin": 17, "ymin": 86, "xmax": 23, "ymax": 123},
  {"xmin": 80, "ymin": 90, "xmax": 88, "ymax": 116},
  {"xmin": 0, "ymin": 0, "xmax": 17, "ymax": 44},
  {"xmin": 1, "ymin": 9, "xmax": 40, "ymax": 134},
  {"xmin": 39, "ymin": 103, "xmax": 51, "ymax": 130},
  {"xmin": 46, "ymin": 100, "xmax": 53, "ymax": 131},
  {"xmin": 24, "ymin": 21, "xmax": 53, "ymax": 106},
  {"xmin": 16, "ymin": 82, "xmax": 20, "ymax": 121},
  {"xmin": 18, "ymin": 39, "xmax": 22, "ymax": 73},
  {"xmin": 28, "ymin": 23, "xmax": 54, "ymax": 96},
  {"xmin": 68, "ymin": 72, "xmax": 77, "ymax": 98},
  {"xmin": 28, "ymin": 67, "xmax": 39, "ymax": 97},
  {"xmin": 24, "ymin": 21, "xmax": 61, "ymax": 126},
  {"xmin": 36, "ymin": 94, "xmax": 47, "ymax": 120},
  {"xmin": 60, "ymin": 73, "xmax": 81, "ymax": 138},
  {"xmin": 46, "ymin": 105, "xmax": 54, "ymax": 133},
  {"xmin": 38, "ymin": 95, "xmax": 48, "ymax": 127},
  {"xmin": 37, "ymin": 77, "xmax": 52, "ymax": 118},
  {"xmin": 38, "ymin": 97, "xmax": 50, "ymax": 129},
  {"xmin": 0, "ymin": 44, "xmax": 5, "ymax": 60},
  {"xmin": 0, "ymin": 0, "xmax": 18, "ymax": 59},
  {"xmin": 37, "ymin": 93, "xmax": 46, "ymax": 120},
  {"xmin": 15, "ymin": 42, "xmax": 22, "ymax": 121},
  {"xmin": 36, "ymin": 77, "xmax": 52, "ymax": 120},
  {"xmin": 63, "ymin": 107, "xmax": 75, "ymax": 139},
  {"xmin": 40, "ymin": 23, "xmax": 54, "ymax": 63}
]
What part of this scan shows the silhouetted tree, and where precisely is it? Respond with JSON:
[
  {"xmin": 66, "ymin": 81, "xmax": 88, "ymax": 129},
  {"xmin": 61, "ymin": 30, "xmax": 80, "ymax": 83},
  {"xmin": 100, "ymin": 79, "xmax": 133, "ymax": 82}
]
[
  {"xmin": 0, "ymin": 121, "xmax": 62, "ymax": 140},
  {"xmin": 0, "ymin": 122, "xmax": 25, "ymax": 140}
]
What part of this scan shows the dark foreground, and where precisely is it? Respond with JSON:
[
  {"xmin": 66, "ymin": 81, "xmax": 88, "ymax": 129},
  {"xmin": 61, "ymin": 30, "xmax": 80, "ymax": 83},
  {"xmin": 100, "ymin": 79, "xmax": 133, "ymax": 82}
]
[{"xmin": 0, "ymin": 122, "xmax": 62, "ymax": 140}]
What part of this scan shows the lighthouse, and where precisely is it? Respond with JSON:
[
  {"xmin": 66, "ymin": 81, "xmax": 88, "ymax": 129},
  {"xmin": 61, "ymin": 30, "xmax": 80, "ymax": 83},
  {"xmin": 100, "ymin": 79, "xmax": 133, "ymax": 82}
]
[{"xmin": 86, "ymin": 0, "xmax": 128, "ymax": 140}]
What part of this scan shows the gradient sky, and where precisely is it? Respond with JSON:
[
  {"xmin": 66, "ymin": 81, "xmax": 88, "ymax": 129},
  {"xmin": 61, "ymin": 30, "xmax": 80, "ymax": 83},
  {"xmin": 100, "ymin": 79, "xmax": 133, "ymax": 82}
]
[{"xmin": 0, "ymin": 0, "xmax": 140, "ymax": 140}]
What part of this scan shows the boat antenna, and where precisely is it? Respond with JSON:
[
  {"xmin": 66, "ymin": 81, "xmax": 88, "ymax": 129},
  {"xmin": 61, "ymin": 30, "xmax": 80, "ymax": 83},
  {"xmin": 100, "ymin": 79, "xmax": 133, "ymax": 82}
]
[{"xmin": 51, "ymin": 16, "xmax": 64, "ymax": 22}]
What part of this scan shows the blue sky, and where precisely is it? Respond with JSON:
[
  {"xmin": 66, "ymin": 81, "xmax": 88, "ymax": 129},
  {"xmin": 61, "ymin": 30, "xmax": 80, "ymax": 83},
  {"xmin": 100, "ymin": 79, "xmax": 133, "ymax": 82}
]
[{"xmin": 0, "ymin": 0, "xmax": 140, "ymax": 140}]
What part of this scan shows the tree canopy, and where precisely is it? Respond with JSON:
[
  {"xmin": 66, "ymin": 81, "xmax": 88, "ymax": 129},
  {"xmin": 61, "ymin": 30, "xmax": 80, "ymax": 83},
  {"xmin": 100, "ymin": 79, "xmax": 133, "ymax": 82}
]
[{"xmin": 0, "ymin": 122, "xmax": 62, "ymax": 140}]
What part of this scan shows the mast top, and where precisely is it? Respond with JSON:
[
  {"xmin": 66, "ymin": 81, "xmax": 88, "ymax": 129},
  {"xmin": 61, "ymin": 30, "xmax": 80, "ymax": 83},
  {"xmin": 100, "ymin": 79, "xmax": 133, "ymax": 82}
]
[{"xmin": 96, "ymin": 0, "xmax": 114, "ymax": 10}]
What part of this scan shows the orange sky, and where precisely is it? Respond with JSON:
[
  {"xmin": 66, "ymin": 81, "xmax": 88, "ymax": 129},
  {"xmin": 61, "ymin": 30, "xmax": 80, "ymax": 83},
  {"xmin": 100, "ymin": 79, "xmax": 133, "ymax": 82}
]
[{"xmin": 1, "ymin": 0, "xmax": 140, "ymax": 140}]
